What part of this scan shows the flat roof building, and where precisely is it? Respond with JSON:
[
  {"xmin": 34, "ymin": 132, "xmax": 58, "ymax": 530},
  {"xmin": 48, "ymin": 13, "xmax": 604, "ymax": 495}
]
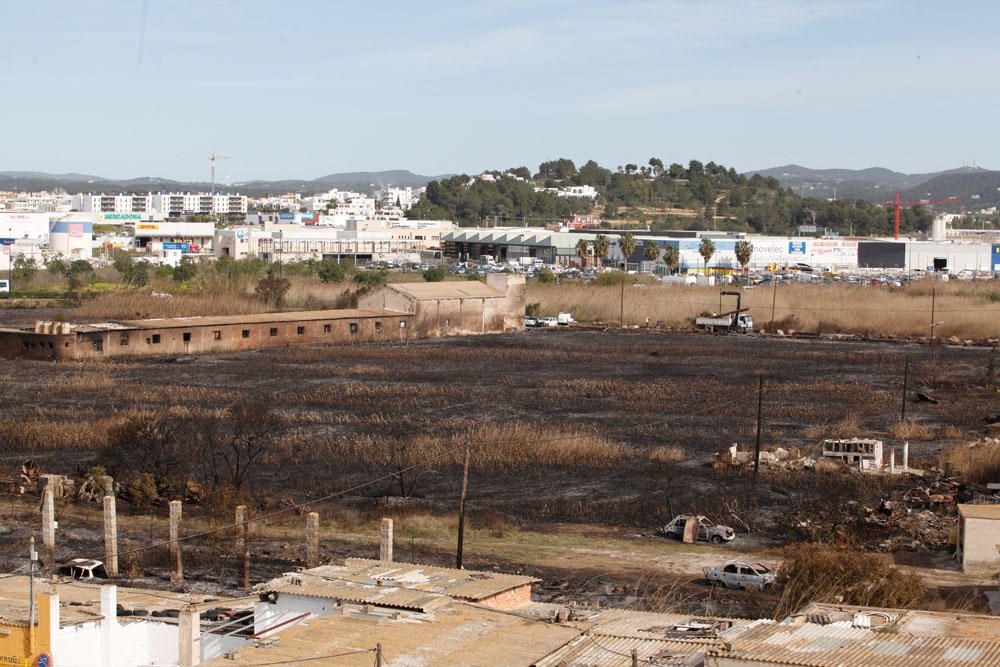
[{"xmin": 957, "ymin": 504, "xmax": 1000, "ymax": 572}]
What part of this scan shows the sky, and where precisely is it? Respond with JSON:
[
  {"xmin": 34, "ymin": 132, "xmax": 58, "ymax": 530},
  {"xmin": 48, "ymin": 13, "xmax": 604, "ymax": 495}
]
[{"xmin": 1, "ymin": 0, "xmax": 998, "ymax": 182}]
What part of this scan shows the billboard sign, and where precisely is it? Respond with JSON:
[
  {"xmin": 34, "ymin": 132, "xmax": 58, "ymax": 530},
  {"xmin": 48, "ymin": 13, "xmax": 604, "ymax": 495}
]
[
  {"xmin": 162, "ymin": 242, "xmax": 191, "ymax": 252},
  {"xmin": 993, "ymin": 244, "xmax": 1000, "ymax": 272},
  {"xmin": 788, "ymin": 241, "xmax": 807, "ymax": 255},
  {"xmin": 99, "ymin": 213, "xmax": 143, "ymax": 221}
]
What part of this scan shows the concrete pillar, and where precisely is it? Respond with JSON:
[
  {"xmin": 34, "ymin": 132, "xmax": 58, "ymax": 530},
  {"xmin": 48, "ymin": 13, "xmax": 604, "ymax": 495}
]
[
  {"xmin": 178, "ymin": 608, "xmax": 201, "ymax": 667},
  {"xmin": 379, "ymin": 518, "xmax": 393, "ymax": 562},
  {"xmin": 103, "ymin": 495, "xmax": 118, "ymax": 577},
  {"xmin": 169, "ymin": 500, "xmax": 183, "ymax": 583},
  {"xmin": 889, "ymin": 448, "xmax": 896, "ymax": 474},
  {"xmin": 903, "ymin": 441, "xmax": 909, "ymax": 470},
  {"xmin": 100, "ymin": 585, "xmax": 117, "ymax": 667},
  {"xmin": 305, "ymin": 512, "xmax": 320, "ymax": 568},
  {"xmin": 41, "ymin": 480, "xmax": 55, "ymax": 566},
  {"xmin": 235, "ymin": 505, "xmax": 248, "ymax": 555}
]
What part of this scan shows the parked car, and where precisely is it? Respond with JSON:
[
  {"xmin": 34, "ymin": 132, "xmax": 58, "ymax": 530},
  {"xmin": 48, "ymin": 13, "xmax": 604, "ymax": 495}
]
[
  {"xmin": 524, "ymin": 316, "xmax": 538, "ymax": 327},
  {"xmin": 660, "ymin": 515, "xmax": 735, "ymax": 543},
  {"xmin": 704, "ymin": 561, "xmax": 775, "ymax": 590},
  {"xmin": 557, "ymin": 312, "xmax": 575, "ymax": 326},
  {"xmin": 539, "ymin": 316, "xmax": 559, "ymax": 328}
]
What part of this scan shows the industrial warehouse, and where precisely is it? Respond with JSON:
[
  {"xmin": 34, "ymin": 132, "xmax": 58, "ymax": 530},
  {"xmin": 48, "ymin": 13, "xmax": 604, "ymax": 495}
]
[{"xmin": 0, "ymin": 274, "xmax": 525, "ymax": 360}]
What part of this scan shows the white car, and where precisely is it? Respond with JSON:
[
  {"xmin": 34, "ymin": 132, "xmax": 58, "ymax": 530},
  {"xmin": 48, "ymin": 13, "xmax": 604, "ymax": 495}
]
[
  {"xmin": 524, "ymin": 316, "xmax": 538, "ymax": 327},
  {"xmin": 539, "ymin": 317, "xmax": 558, "ymax": 328},
  {"xmin": 704, "ymin": 561, "xmax": 775, "ymax": 591}
]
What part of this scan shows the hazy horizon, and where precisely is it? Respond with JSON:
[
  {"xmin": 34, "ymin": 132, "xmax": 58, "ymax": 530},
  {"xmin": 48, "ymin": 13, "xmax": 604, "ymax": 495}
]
[{"xmin": 2, "ymin": 1, "xmax": 997, "ymax": 181}]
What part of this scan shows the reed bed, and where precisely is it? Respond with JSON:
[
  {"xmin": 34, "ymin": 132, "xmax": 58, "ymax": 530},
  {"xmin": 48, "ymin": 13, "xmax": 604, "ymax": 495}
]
[{"xmin": 528, "ymin": 281, "xmax": 1000, "ymax": 339}]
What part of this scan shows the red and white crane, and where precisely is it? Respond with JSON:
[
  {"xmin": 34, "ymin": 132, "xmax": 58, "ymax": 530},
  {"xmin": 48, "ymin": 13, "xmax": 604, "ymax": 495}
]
[{"xmin": 886, "ymin": 192, "xmax": 962, "ymax": 240}]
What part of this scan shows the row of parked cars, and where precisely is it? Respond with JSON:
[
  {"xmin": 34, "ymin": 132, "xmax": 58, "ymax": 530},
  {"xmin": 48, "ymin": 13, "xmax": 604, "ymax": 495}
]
[{"xmin": 524, "ymin": 312, "xmax": 574, "ymax": 328}]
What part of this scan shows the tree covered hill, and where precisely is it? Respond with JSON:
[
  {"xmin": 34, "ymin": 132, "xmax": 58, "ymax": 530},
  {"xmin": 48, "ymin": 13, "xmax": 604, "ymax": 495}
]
[{"xmin": 407, "ymin": 158, "xmax": 934, "ymax": 236}]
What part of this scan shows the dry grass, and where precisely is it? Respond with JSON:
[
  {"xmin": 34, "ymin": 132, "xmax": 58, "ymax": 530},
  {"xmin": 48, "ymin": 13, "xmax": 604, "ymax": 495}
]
[
  {"xmin": 940, "ymin": 440, "xmax": 1000, "ymax": 484},
  {"xmin": 527, "ymin": 280, "xmax": 1000, "ymax": 339},
  {"xmin": 889, "ymin": 419, "xmax": 938, "ymax": 440},
  {"xmin": 648, "ymin": 446, "xmax": 686, "ymax": 463}
]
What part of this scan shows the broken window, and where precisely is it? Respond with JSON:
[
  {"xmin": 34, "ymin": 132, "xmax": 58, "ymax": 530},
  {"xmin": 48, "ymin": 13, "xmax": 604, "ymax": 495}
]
[
  {"xmin": 297, "ymin": 326, "xmax": 305, "ymax": 335},
  {"xmin": 270, "ymin": 327, "xmax": 278, "ymax": 337},
  {"xmin": 375, "ymin": 321, "xmax": 383, "ymax": 333},
  {"xmin": 242, "ymin": 329, "xmax": 250, "ymax": 339},
  {"xmin": 119, "ymin": 334, "xmax": 129, "ymax": 346},
  {"xmin": 93, "ymin": 339, "xmax": 103, "ymax": 352},
  {"xmin": 399, "ymin": 321, "xmax": 406, "ymax": 329},
  {"xmin": 183, "ymin": 332, "xmax": 192, "ymax": 342},
  {"xmin": 213, "ymin": 331, "xmax": 222, "ymax": 340},
  {"xmin": 350, "ymin": 323, "xmax": 358, "ymax": 334},
  {"xmin": 151, "ymin": 334, "xmax": 160, "ymax": 344},
  {"xmin": 323, "ymin": 324, "xmax": 331, "ymax": 333}
]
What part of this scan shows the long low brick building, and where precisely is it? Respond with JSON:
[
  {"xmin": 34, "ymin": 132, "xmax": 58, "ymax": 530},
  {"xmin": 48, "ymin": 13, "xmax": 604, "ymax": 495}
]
[{"xmin": 0, "ymin": 274, "xmax": 525, "ymax": 361}]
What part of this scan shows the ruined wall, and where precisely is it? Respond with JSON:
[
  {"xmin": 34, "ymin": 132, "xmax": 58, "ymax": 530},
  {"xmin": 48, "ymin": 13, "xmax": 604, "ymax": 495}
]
[
  {"xmin": 486, "ymin": 273, "xmax": 526, "ymax": 332},
  {"xmin": 475, "ymin": 584, "xmax": 533, "ymax": 611},
  {"xmin": 0, "ymin": 314, "xmax": 414, "ymax": 361}
]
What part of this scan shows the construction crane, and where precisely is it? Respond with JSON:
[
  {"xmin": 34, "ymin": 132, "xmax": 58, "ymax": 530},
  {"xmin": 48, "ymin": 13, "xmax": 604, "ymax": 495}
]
[
  {"xmin": 886, "ymin": 192, "xmax": 962, "ymax": 240},
  {"xmin": 208, "ymin": 151, "xmax": 231, "ymax": 195}
]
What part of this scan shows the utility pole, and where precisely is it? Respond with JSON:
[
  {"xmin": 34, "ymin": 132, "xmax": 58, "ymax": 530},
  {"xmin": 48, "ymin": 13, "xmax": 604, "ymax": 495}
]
[
  {"xmin": 456, "ymin": 444, "xmax": 470, "ymax": 570},
  {"xmin": 901, "ymin": 356, "xmax": 910, "ymax": 422},
  {"xmin": 753, "ymin": 375, "xmax": 764, "ymax": 479}
]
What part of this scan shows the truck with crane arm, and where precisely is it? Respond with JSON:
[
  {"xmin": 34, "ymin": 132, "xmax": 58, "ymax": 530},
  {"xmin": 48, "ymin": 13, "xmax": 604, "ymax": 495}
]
[{"xmin": 695, "ymin": 291, "xmax": 753, "ymax": 334}]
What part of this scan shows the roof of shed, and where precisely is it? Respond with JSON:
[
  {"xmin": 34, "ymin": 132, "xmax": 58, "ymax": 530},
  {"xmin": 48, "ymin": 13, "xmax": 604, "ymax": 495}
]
[{"xmin": 958, "ymin": 504, "xmax": 1000, "ymax": 520}]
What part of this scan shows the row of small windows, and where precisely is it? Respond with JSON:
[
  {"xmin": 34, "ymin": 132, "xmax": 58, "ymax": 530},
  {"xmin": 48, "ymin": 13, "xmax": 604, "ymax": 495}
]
[{"xmin": 114, "ymin": 320, "xmax": 406, "ymax": 346}]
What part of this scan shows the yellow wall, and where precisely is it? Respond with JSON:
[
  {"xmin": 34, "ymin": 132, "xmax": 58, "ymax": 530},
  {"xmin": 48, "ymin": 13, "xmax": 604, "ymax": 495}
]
[{"xmin": 0, "ymin": 593, "xmax": 54, "ymax": 667}]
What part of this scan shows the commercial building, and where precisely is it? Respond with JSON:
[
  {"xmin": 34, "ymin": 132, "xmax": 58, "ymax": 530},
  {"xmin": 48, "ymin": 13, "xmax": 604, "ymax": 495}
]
[
  {"xmin": 133, "ymin": 220, "xmax": 215, "ymax": 257},
  {"xmin": 956, "ymin": 504, "xmax": 1000, "ymax": 572},
  {"xmin": 0, "ymin": 277, "xmax": 526, "ymax": 360}
]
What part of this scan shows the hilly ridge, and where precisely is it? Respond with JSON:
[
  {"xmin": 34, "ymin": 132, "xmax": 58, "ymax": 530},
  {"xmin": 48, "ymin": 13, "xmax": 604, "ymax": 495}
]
[
  {"xmin": 747, "ymin": 164, "xmax": 988, "ymax": 202},
  {"xmin": 0, "ymin": 169, "xmax": 443, "ymax": 195}
]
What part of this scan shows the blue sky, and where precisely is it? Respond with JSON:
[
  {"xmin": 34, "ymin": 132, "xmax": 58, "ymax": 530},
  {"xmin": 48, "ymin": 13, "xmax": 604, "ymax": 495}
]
[{"xmin": 1, "ymin": 0, "xmax": 997, "ymax": 181}]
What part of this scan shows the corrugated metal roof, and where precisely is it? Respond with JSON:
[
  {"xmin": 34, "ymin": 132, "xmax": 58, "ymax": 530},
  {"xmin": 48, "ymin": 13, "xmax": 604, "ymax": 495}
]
[
  {"xmin": 384, "ymin": 281, "xmax": 504, "ymax": 300},
  {"xmin": 535, "ymin": 634, "xmax": 714, "ymax": 666},
  {"xmin": 958, "ymin": 503, "xmax": 1000, "ymax": 520},
  {"xmin": 716, "ymin": 620, "xmax": 1000, "ymax": 666},
  {"xmin": 577, "ymin": 609, "xmax": 755, "ymax": 641},
  {"xmin": 267, "ymin": 575, "xmax": 449, "ymax": 613}
]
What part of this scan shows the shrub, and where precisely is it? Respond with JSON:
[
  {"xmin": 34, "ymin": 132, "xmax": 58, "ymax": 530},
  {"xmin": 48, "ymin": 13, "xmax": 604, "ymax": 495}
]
[
  {"xmin": 172, "ymin": 257, "xmax": 198, "ymax": 283},
  {"xmin": 941, "ymin": 439, "xmax": 1000, "ymax": 484},
  {"xmin": 318, "ymin": 259, "xmax": 353, "ymax": 283},
  {"xmin": 595, "ymin": 271, "xmax": 628, "ymax": 286},
  {"xmin": 255, "ymin": 273, "xmax": 291, "ymax": 307},
  {"xmin": 354, "ymin": 270, "xmax": 388, "ymax": 288},
  {"xmin": 536, "ymin": 268, "xmax": 555, "ymax": 284},
  {"xmin": 774, "ymin": 543, "xmax": 924, "ymax": 618},
  {"xmin": 130, "ymin": 473, "xmax": 159, "ymax": 509},
  {"xmin": 422, "ymin": 267, "xmax": 447, "ymax": 282}
]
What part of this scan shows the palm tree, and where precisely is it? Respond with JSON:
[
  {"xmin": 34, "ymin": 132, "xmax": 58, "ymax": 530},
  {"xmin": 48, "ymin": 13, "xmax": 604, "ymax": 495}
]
[
  {"xmin": 735, "ymin": 240, "xmax": 754, "ymax": 273},
  {"xmin": 592, "ymin": 234, "xmax": 610, "ymax": 269},
  {"xmin": 698, "ymin": 237, "xmax": 716, "ymax": 276},
  {"xmin": 575, "ymin": 238, "xmax": 591, "ymax": 268},
  {"xmin": 619, "ymin": 233, "xmax": 636, "ymax": 271},
  {"xmin": 662, "ymin": 245, "xmax": 680, "ymax": 275},
  {"xmin": 642, "ymin": 240, "xmax": 660, "ymax": 270}
]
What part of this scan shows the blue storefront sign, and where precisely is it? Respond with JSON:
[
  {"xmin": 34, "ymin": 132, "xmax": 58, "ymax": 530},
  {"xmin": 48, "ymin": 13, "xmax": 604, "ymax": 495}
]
[
  {"xmin": 163, "ymin": 242, "xmax": 191, "ymax": 252},
  {"xmin": 788, "ymin": 241, "xmax": 807, "ymax": 255},
  {"xmin": 993, "ymin": 244, "xmax": 1000, "ymax": 271}
]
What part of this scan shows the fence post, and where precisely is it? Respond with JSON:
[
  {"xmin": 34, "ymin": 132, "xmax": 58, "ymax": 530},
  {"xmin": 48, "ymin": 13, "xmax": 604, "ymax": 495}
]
[
  {"xmin": 103, "ymin": 495, "xmax": 118, "ymax": 577},
  {"xmin": 169, "ymin": 500, "xmax": 183, "ymax": 583},
  {"xmin": 306, "ymin": 512, "xmax": 319, "ymax": 568}
]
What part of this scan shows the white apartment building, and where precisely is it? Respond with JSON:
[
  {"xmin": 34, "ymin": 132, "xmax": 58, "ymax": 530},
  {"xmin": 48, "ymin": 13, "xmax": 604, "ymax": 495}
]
[
  {"xmin": 557, "ymin": 185, "xmax": 598, "ymax": 199},
  {"xmin": 73, "ymin": 193, "xmax": 154, "ymax": 214},
  {"xmin": 150, "ymin": 193, "xmax": 248, "ymax": 217},
  {"xmin": 2, "ymin": 192, "xmax": 73, "ymax": 213},
  {"xmin": 376, "ymin": 185, "xmax": 424, "ymax": 211}
]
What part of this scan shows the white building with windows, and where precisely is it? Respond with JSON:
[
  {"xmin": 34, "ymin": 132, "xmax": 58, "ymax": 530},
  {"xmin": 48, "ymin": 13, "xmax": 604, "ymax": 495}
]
[
  {"xmin": 73, "ymin": 193, "xmax": 154, "ymax": 214},
  {"xmin": 150, "ymin": 193, "xmax": 248, "ymax": 217}
]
